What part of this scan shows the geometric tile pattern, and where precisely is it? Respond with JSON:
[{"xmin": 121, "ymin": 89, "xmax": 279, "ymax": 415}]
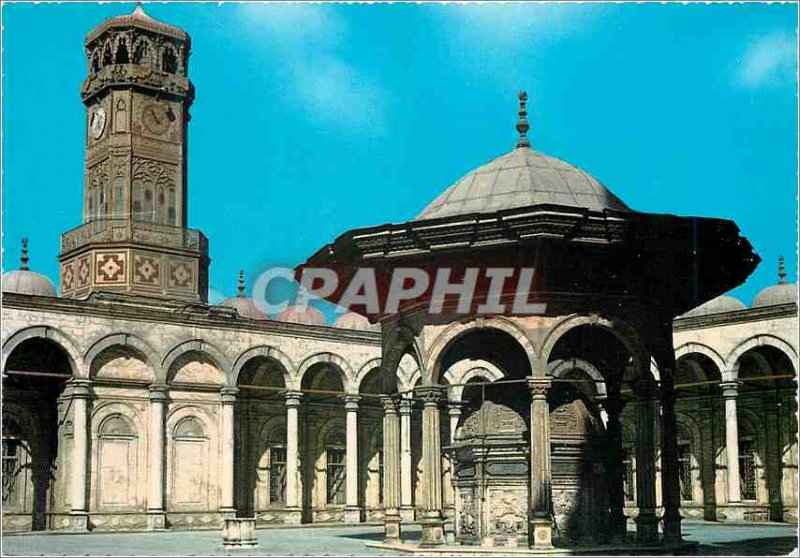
[
  {"xmin": 133, "ymin": 253, "xmax": 161, "ymax": 285},
  {"xmin": 96, "ymin": 253, "xmax": 126, "ymax": 283}
]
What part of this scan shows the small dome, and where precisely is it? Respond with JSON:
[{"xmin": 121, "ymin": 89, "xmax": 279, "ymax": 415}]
[
  {"xmin": 1, "ymin": 239, "xmax": 57, "ymax": 297},
  {"xmin": 753, "ymin": 256, "xmax": 797, "ymax": 308},
  {"xmin": 333, "ymin": 312, "xmax": 379, "ymax": 332},
  {"xmin": 218, "ymin": 270, "xmax": 269, "ymax": 320},
  {"xmin": 682, "ymin": 295, "xmax": 746, "ymax": 317},
  {"xmin": 753, "ymin": 285, "xmax": 797, "ymax": 307},
  {"xmin": 277, "ymin": 305, "xmax": 328, "ymax": 326},
  {"xmin": 219, "ymin": 297, "xmax": 269, "ymax": 320},
  {"xmin": 415, "ymin": 92, "xmax": 629, "ymax": 221}
]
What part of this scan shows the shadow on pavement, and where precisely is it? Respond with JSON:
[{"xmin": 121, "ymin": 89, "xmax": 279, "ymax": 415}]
[{"xmin": 696, "ymin": 536, "xmax": 798, "ymax": 556}]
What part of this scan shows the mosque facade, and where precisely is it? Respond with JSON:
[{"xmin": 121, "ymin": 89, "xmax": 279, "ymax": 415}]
[{"xmin": 2, "ymin": 5, "xmax": 797, "ymax": 548}]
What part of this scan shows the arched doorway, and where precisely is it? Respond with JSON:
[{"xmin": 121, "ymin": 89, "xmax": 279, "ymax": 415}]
[{"xmin": 3, "ymin": 336, "xmax": 73, "ymax": 531}]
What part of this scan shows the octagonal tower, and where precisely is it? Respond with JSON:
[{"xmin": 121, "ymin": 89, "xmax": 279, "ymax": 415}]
[{"xmin": 59, "ymin": 4, "xmax": 209, "ymax": 301}]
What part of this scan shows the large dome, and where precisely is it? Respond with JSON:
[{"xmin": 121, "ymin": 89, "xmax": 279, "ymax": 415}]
[
  {"xmin": 681, "ymin": 295, "xmax": 746, "ymax": 317},
  {"xmin": 2, "ymin": 239, "xmax": 57, "ymax": 297},
  {"xmin": 753, "ymin": 256, "xmax": 796, "ymax": 308},
  {"xmin": 415, "ymin": 92, "xmax": 629, "ymax": 221}
]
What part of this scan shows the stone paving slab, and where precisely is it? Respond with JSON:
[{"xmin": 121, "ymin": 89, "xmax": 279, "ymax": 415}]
[{"xmin": 1, "ymin": 522, "xmax": 797, "ymax": 557}]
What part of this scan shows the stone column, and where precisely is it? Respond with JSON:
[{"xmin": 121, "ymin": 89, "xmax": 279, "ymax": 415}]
[
  {"xmin": 604, "ymin": 385, "xmax": 628, "ymax": 544},
  {"xmin": 381, "ymin": 395, "xmax": 402, "ymax": 543},
  {"xmin": 528, "ymin": 377, "xmax": 553, "ymax": 549},
  {"xmin": 659, "ymin": 363, "xmax": 683, "ymax": 543},
  {"xmin": 448, "ymin": 403, "xmax": 462, "ymax": 443},
  {"xmin": 398, "ymin": 397, "xmax": 414, "ymax": 521},
  {"xmin": 147, "ymin": 385, "xmax": 168, "ymax": 530},
  {"xmin": 285, "ymin": 391, "xmax": 302, "ymax": 524},
  {"xmin": 220, "ymin": 387, "xmax": 238, "ymax": 517},
  {"xmin": 344, "ymin": 394, "xmax": 362, "ymax": 523},
  {"xmin": 69, "ymin": 379, "xmax": 91, "ymax": 531},
  {"xmin": 765, "ymin": 405, "xmax": 783, "ymax": 521},
  {"xmin": 720, "ymin": 381, "xmax": 741, "ymax": 505},
  {"xmin": 417, "ymin": 386, "xmax": 445, "ymax": 547},
  {"xmin": 633, "ymin": 379, "xmax": 658, "ymax": 543}
]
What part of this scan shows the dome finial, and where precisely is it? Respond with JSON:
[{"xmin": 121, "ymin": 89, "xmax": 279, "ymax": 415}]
[
  {"xmin": 515, "ymin": 90, "xmax": 531, "ymax": 149},
  {"xmin": 20, "ymin": 238, "xmax": 29, "ymax": 271},
  {"xmin": 237, "ymin": 269, "xmax": 245, "ymax": 298},
  {"xmin": 778, "ymin": 255, "xmax": 787, "ymax": 285}
]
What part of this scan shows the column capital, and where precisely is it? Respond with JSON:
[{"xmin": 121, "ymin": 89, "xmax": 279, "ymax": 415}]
[
  {"xmin": 67, "ymin": 378, "xmax": 92, "ymax": 398},
  {"xmin": 448, "ymin": 403, "xmax": 462, "ymax": 418},
  {"xmin": 285, "ymin": 390, "xmax": 303, "ymax": 407},
  {"xmin": 220, "ymin": 387, "xmax": 238, "ymax": 404},
  {"xmin": 632, "ymin": 378, "xmax": 658, "ymax": 400},
  {"xmin": 342, "ymin": 394, "xmax": 361, "ymax": 410},
  {"xmin": 720, "ymin": 381, "xmax": 739, "ymax": 399},
  {"xmin": 416, "ymin": 385, "xmax": 445, "ymax": 407},
  {"xmin": 527, "ymin": 377, "xmax": 551, "ymax": 399},
  {"xmin": 148, "ymin": 384, "xmax": 169, "ymax": 401},
  {"xmin": 380, "ymin": 394, "xmax": 398, "ymax": 414},
  {"xmin": 398, "ymin": 397, "xmax": 413, "ymax": 415}
]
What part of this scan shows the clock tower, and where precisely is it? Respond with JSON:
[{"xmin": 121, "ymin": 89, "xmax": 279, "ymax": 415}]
[{"xmin": 60, "ymin": 4, "xmax": 209, "ymax": 302}]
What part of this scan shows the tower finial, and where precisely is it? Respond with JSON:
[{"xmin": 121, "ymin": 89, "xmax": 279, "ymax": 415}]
[
  {"xmin": 516, "ymin": 90, "xmax": 530, "ymax": 149},
  {"xmin": 237, "ymin": 269, "xmax": 245, "ymax": 298},
  {"xmin": 20, "ymin": 238, "xmax": 29, "ymax": 271},
  {"xmin": 133, "ymin": 2, "xmax": 146, "ymax": 16},
  {"xmin": 778, "ymin": 255, "xmax": 787, "ymax": 285}
]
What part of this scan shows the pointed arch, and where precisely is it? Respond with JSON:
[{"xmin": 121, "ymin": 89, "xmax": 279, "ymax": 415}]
[
  {"xmin": 84, "ymin": 332, "xmax": 159, "ymax": 371},
  {"xmin": 675, "ymin": 342, "xmax": 726, "ymax": 375}
]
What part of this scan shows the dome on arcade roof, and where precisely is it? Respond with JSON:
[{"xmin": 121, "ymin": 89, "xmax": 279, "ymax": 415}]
[
  {"xmin": 2, "ymin": 239, "xmax": 57, "ymax": 297},
  {"xmin": 218, "ymin": 270, "xmax": 270, "ymax": 320},
  {"xmin": 753, "ymin": 256, "xmax": 797, "ymax": 308},
  {"xmin": 333, "ymin": 311, "xmax": 379, "ymax": 332},
  {"xmin": 414, "ymin": 91, "xmax": 630, "ymax": 221},
  {"xmin": 681, "ymin": 295, "xmax": 746, "ymax": 317},
  {"xmin": 277, "ymin": 304, "xmax": 328, "ymax": 327}
]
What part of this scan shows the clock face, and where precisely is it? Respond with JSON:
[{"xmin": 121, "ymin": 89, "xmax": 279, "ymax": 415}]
[
  {"xmin": 142, "ymin": 101, "xmax": 173, "ymax": 135},
  {"xmin": 90, "ymin": 106, "xmax": 106, "ymax": 140}
]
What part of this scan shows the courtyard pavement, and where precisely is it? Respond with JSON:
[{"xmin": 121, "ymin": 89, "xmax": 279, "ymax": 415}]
[{"xmin": 1, "ymin": 521, "xmax": 797, "ymax": 556}]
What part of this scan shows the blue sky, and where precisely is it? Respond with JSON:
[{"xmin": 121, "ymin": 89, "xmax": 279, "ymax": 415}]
[{"xmin": 2, "ymin": 2, "xmax": 797, "ymax": 311}]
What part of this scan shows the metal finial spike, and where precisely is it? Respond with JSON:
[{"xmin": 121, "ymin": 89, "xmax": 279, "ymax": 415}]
[
  {"xmin": 20, "ymin": 238, "xmax": 29, "ymax": 271},
  {"xmin": 778, "ymin": 255, "xmax": 787, "ymax": 285},
  {"xmin": 516, "ymin": 90, "xmax": 530, "ymax": 149},
  {"xmin": 133, "ymin": 2, "xmax": 146, "ymax": 16},
  {"xmin": 237, "ymin": 269, "xmax": 245, "ymax": 297}
]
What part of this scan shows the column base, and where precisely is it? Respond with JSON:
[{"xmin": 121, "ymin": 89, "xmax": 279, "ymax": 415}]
[
  {"xmin": 146, "ymin": 511, "xmax": 167, "ymax": 531},
  {"xmin": 384, "ymin": 510, "xmax": 403, "ymax": 543},
  {"xmin": 283, "ymin": 508, "xmax": 303, "ymax": 525},
  {"xmin": 220, "ymin": 507, "xmax": 237, "ymax": 520},
  {"xmin": 530, "ymin": 517, "xmax": 553, "ymax": 549},
  {"xmin": 344, "ymin": 506, "xmax": 362, "ymax": 523},
  {"xmin": 609, "ymin": 510, "xmax": 628, "ymax": 543},
  {"xmin": 69, "ymin": 512, "xmax": 89, "ymax": 532},
  {"xmin": 400, "ymin": 506, "xmax": 415, "ymax": 521},
  {"xmin": 635, "ymin": 511, "xmax": 658, "ymax": 544},
  {"xmin": 419, "ymin": 511, "xmax": 445, "ymax": 547},
  {"xmin": 222, "ymin": 517, "xmax": 258, "ymax": 549},
  {"xmin": 662, "ymin": 512, "xmax": 683, "ymax": 544}
]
